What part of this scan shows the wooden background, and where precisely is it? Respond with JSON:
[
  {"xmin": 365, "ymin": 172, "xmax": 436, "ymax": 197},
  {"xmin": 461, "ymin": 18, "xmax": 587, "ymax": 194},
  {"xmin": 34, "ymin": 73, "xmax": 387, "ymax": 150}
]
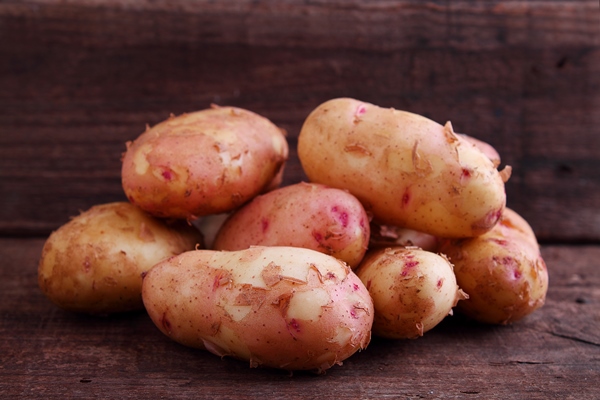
[
  {"xmin": 1, "ymin": 0, "xmax": 599, "ymax": 242},
  {"xmin": 1, "ymin": 1, "xmax": 599, "ymax": 399}
]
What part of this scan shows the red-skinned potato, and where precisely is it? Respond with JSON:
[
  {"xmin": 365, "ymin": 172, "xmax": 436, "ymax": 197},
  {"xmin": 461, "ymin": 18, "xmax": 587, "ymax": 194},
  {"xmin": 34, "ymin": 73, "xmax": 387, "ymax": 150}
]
[
  {"xmin": 38, "ymin": 202, "xmax": 203, "ymax": 315},
  {"xmin": 141, "ymin": 246, "xmax": 373, "ymax": 373},
  {"xmin": 438, "ymin": 208, "xmax": 548, "ymax": 324},
  {"xmin": 297, "ymin": 98, "xmax": 511, "ymax": 238},
  {"xmin": 121, "ymin": 105, "xmax": 289, "ymax": 220},
  {"xmin": 356, "ymin": 247, "xmax": 468, "ymax": 339},
  {"xmin": 212, "ymin": 182, "xmax": 370, "ymax": 269}
]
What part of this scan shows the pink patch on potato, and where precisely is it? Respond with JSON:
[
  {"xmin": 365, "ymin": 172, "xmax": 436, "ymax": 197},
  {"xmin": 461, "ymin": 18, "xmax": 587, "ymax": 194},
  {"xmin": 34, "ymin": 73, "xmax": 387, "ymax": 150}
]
[
  {"xmin": 331, "ymin": 206, "xmax": 349, "ymax": 228},
  {"xmin": 261, "ymin": 218, "xmax": 269, "ymax": 233},
  {"xmin": 401, "ymin": 189, "xmax": 411, "ymax": 207},
  {"xmin": 472, "ymin": 208, "xmax": 503, "ymax": 233},
  {"xmin": 401, "ymin": 260, "xmax": 419, "ymax": 276},
  {"xmin": 287, "ymin": 319, "xmax": 301, "ymax": 336},
  {"xmin": 161, "ymin": 169, "xmax": 173, "ymax": 181}
]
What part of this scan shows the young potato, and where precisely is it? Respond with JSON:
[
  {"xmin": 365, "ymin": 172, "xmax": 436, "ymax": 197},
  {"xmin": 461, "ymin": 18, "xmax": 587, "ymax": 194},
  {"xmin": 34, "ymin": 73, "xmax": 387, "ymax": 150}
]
[
  {"xmin": 297, "ymin": 98, "xmax": 512, "ymax": 238},
  {"xmin": 438, "ymin": 208, "xmax": 548, "ymax": 325},
  {"xmin": 141, "ymin": 246, "xmax": 374, "ymax": 373},
  {"xmin": 212, "ymin": 182, "xmax": 370, "ymax": 269},
  {"xmin": 369, "ymin": 222, "xmax": 439, "ymax": 253},
  {"xmin": 121, "ymin": 105, "xmax": 289, "ymax": 220},
  {"xmin": 38, "ymin": 202, "xmax": 203, "ymax": 315},
  {"xmin": 355, "ymin": 247, "xmax": 468, "ymax": 339},
  {"xmin": 456, "ymin": 133, "xmax": 501, "ymax": 168}
]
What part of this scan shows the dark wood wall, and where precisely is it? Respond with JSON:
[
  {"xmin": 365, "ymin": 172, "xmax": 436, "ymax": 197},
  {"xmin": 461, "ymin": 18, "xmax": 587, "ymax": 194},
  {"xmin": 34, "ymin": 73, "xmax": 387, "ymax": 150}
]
[{"xmin": 1, "ymin": 0, "xmax": 599, "ymax": 243}]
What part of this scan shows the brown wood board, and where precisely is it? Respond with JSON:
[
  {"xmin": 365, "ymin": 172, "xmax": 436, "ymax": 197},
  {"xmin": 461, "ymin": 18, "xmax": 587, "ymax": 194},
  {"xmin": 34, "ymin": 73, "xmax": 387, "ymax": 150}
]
[
  {"xmin": 1, "ymin": 1, "xmax": 599, "ymax": 241},
  {"xmin": 1, "ymin": 3, "xmax": 599, "ymax": 396},
  {"xmin": 1, "ymin": 239, "xmax": 598, "ymax": 399}
]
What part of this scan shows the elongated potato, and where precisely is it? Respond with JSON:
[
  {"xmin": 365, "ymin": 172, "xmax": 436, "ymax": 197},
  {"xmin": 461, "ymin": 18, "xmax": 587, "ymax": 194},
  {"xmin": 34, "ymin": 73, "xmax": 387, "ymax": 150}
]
[
  {"xmin": 213, "ymin": 182, "xmax": 370, "ymax": 269},
  {"xmin": 122, "ymin": 105, "xmax": 289, "ymax": 220},
  {"xmin": 38, "ymin": 202, "xmax": 203, "ymax": 314},
  {"xmin": 356, "ymin": 247, "xmax": 467, "ymax": 339},
  {"xmin": 142, "ymin": 246, "xmax": 373, "ymax": 373},
  {"xmin": 438, "ymin": 208, "xmax": 548, "ymax": 324},
  {"xmin": 297, "ymin": 98, "xmax": 511, "ymax": 238}
]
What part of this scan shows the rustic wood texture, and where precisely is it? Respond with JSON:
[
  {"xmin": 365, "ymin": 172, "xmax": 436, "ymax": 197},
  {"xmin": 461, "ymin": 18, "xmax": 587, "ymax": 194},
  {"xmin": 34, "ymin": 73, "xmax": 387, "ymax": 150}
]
[
  {"xmin": 1, "ymin": 3, "xmax": 599, "ymax": 396},
  {"xmin": 1, "ymin": 0, "xmax": 599, "ymax": 242},
  {"xmin": 1, "ymin": 238, "xmax": 598, "ymax": 399}
]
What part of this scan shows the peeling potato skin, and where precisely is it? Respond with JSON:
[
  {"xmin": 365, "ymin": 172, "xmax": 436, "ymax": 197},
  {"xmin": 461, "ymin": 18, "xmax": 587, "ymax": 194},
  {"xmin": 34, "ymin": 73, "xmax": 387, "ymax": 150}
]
[
  {"xmin": 438, "ymin": 208, "xmax": 549, "ymax": 325},
  {"xmin": 121, "ymin": 105, "xmax": 289, "ymax": 220},
  {"xmin": 355, "ymin": 247, "xmax": 466, "ymax": 339},
  {"xmin": 212, "ymin": 182, "xmax": 371, "ymax": 269},
  {"xmin": 141, "ymin": 246, "xmax": 374, "ymax": 373},
  {"xmin": 38, "ymin": 202, "xmax": 203, "ymax": 315},
  {"xmin": 297, "ymin": 98, "xmax": 509, "ymax": 238},
  {"xmin": 369, "ymin": 223, "xmax": 440, "ymax": 253}
]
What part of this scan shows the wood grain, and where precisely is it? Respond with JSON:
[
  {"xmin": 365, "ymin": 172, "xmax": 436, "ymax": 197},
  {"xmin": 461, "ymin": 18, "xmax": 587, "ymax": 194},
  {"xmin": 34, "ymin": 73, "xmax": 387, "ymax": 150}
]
[
  {"xmin": 1, "ymin": 1, "xmax": 599, "ymax": 241},
  {"xmin": 1, "ymin": 238, "xmax": 598, "ymax": 399}
]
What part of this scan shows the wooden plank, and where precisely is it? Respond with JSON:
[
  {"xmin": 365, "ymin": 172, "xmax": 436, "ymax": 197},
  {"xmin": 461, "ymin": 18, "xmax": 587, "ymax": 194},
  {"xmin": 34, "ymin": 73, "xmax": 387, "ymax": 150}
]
[
  {"xmin": 1, "ymin": 0, "xmax": 597, "ymax": 50},
  {"xmin": 1, "ymin": 1, "xmax": 599, "ymax": 241},
  {"xmin": 1, "ymin": 238, "xmax": 598, "ymax": 398}
]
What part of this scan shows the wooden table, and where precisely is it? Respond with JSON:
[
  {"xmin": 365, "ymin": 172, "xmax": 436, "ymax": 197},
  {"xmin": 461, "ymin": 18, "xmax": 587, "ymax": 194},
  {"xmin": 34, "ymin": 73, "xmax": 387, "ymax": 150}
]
[
  {"xmin": 1, "ymin": 1, "xmax": 599, "ymax": 398},
  {"xmin": 1, "ymin": 240, "xmax": 599, "ymax": 398}
]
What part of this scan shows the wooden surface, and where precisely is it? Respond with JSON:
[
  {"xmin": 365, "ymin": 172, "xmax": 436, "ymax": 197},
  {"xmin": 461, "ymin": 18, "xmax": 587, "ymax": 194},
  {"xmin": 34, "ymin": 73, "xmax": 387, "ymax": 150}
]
[
  {"xmin": 1, "ymin": 1, "xmax": 599, "ymax": 399},
  {"xmin": 1, "ymin": 239, "xmax": 599, "ymax": 399},
  {"xmin": 1, "ymin": 0, "xmax": 599, "ymax": 241}
]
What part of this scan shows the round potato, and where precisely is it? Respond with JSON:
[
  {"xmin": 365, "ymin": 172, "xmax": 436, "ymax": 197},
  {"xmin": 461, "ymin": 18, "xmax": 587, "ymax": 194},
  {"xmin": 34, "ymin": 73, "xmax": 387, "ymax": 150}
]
[
  {"xmin": 438, "ymin": 208, "xmax": 548, "ymax": 324},
  {"xmin": 38, "ymin": 202, "xmax": 203, "ymax": 314},
  {"xmin": 356, "ymin": 247, "xmax": 467, "ymax": 339},
  {"xmin": 142, "ymin": 246, "xmax": 374, "ymax": 373},
  {"xmin": 121, "ymin": 105, "xmax": 289, "ymax": 220},
  {"xmin": 297, "ymin": 98, "xmax": 511, "ymax": 238},
  {"xmin": 212, "ymin": 182, "xmax": 370, "ymax": 269}
]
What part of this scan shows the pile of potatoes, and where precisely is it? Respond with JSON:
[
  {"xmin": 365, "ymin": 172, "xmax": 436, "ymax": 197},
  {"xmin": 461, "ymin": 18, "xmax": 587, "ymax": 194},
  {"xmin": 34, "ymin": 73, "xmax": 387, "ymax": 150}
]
[{"xmin": 38, "ymin": 99, "xmax": 548, "ymax": 373}]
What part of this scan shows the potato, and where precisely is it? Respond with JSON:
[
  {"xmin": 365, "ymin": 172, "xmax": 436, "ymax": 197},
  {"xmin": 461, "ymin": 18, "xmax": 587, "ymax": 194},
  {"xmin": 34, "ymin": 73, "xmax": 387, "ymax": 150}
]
[
  {"xmin": 356, "ymin": 247, "xmax": 467, "ymax": 339},
  {"xmin": 121, "ymin": 105, "xmax": 289, "ymax": 220},
  {"xmin": 456, "ymin": 133, "xmax": 501, "ymax": 168},
  {"xmin": 437, "ymin": 208, "xmax": 549, "ymax": 324},
  {"xmin": 38, "ymin": 202, "xmax": 203, "ymax": 314},
  {"xmin": 369, "ymin": 223, "xmax": 439, "ymax": 253},
  {"xmin": 141, "ymin": 246, "xmax": 374, "ymax": 373},
  {"xmin": 212, "ymin": 182, "xmax": 370, "ymax": 269},
  {"xmin": 297, "ymin": 98, "xmax": 512, "ymax": 238}
]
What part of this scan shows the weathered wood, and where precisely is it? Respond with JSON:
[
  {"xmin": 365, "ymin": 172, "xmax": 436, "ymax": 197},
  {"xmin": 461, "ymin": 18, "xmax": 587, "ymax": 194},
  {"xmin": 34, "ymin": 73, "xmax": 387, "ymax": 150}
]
[
  {"xmin": 1, "ymin": 238, "xmax": 598, "ymax": 399},
  {"xmin": 1, "ymin": 1, "xmax": 599, "ymax": 241}
]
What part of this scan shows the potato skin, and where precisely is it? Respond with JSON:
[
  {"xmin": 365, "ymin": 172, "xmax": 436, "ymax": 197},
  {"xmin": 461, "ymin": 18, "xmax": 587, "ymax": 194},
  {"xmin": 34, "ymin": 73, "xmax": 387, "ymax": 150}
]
[
  {"xmin": 38, "ymin": 202, "xmax": 203, "ymax": 314},
  {"xmin": 121, "ymin": 105, "xmax": 289, "ymax": 220},
  {"xmin": 356, "ymin": 247, "xmax": 467, "ymax": 339},
  {"xmin": 369, "ymin": 223, "xmax": 439, "ymax": 253},
  {"xmin": 212, "ymin": 182, "xmax": 370, "ymax": 269},
  {"xmin": 141, "ymin": 246, "xmax": 373, "ymax": 373},
  {"xmin": 457, "ymin": 133, "xmax": 501, "ymax": 168},
  {"xmin": 297, "ymin": 98, "xmax": 510, "ymax": 238},
  {"xmin": 438, "ymin": 208, "xmax": 549, "ymax": 324}
]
